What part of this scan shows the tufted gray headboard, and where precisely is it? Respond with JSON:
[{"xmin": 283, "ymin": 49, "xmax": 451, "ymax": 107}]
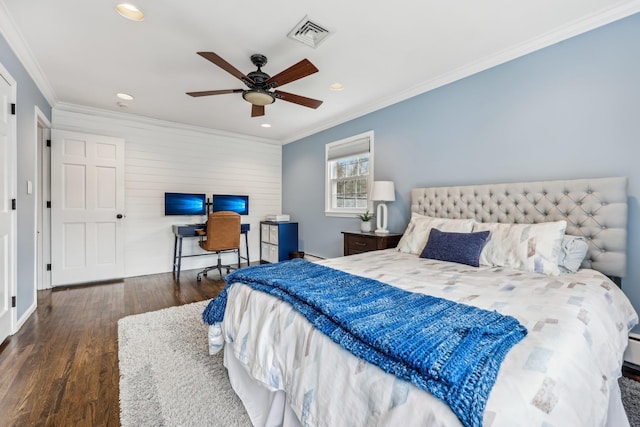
[{"xmin": 411, "ymin": 177, "xmax": 628, "ymax": 278}]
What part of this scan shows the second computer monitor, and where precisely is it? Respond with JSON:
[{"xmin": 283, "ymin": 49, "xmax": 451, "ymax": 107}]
[{"xmin": 211, "ymin": 194, "xmax": 249, "ymax": 216}]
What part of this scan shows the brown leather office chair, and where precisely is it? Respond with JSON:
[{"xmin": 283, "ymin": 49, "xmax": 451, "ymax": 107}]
[{"xmin": 196, "ymin": 211, "xmax": 241, "ymax": 281}]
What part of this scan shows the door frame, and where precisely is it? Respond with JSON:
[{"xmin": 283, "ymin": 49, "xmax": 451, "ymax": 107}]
[
  {"xmin": 0, "ymin": 62, "xmax": 17, "ymax": 338},
  {"xmin": 35, "ymin": 107, "xmax": 51, "ymax": 290}
]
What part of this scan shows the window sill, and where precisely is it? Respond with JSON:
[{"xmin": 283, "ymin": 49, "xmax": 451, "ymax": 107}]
[{"xmin": 325, "ymin": 210, "xmax": 365, "ymax": 218}]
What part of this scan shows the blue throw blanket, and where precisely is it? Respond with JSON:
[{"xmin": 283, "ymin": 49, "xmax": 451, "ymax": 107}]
[{"xmin": 203, "ymin": 259, "xmax": 527, "ymax": 427}]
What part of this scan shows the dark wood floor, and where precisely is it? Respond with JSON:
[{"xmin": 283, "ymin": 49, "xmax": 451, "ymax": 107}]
[
  {"xmin": 1, "ymin": 269, "xmax": 639, "ymax": 426},
  {"xmin": 0, "ymin": 269, "xmax": 224, "ymax": 427},
  {"xmin": 623, "ymin": 362, "xmax": 640, "ymax": 381}
]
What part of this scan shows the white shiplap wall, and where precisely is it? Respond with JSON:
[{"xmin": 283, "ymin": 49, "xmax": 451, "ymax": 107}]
[{"xmin": 52, "ymin": 104, "xmax": 282, "ymax": 278}]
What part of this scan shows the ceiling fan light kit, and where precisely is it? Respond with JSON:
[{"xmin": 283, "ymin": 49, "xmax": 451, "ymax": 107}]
[
  {"xmin": 187, "ymin": 51, "xmax": 323, "ymax": 117},
  {"xmin": 243, "ymin": 89, "xmax": 275, "ymax": 106}
]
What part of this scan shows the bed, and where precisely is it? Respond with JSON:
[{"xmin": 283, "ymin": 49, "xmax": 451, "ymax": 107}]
[{"xmin": 204, "ymin": 176, "xmax": 638, "ymax": 427}]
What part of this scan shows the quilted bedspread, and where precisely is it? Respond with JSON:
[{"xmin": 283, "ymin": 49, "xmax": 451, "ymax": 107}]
[
  {"xmin": 207, "ymin": 250, "xmax": 638, "ymax": 427},
  {"xmin": 204, "ymin": 259, "xmax": 527, "ymax": 427}
]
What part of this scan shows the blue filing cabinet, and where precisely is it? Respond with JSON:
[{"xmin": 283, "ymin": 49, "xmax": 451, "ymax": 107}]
[{"xmin": 260, "ymin": 221, "xmax": 298, "ymax": 263}]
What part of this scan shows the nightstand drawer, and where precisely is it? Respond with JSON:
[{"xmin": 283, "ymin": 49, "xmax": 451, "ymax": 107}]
[
  {"xmin": 346, "ymin": 235, "xmax": 378, "ymax": 252},
  {"xmin": 342, "ymin": 231, "xmax": 403, "ymax": 256}
]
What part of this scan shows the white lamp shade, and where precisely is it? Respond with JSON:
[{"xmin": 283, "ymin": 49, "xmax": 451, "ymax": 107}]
[{"xmin": 370, "ymin": 181, "xmax": 395, "ymax": 202}]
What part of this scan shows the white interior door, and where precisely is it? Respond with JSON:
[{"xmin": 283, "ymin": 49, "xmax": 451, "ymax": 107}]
[
  {"xmin": 51, "ymin": 130, "xmax": 125, "ymax": 286},
  {"xmin": 0, "ymin": 69, "xmax": 16, "ymax": 343}
]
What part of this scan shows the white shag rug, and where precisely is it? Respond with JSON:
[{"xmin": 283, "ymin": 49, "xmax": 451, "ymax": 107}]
[
  {"xmin": 620, "ymin": 376, "xmax": 640, "ymax": 427},
  {"xmin": 119, "ymin": 300, "xmax": 640, "ymax": 427},
  {"xmin": 118, "ymin": 300, "xmax": 251, "ymax": 427}
]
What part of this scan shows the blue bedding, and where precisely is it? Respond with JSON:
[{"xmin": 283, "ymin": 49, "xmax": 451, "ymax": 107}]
[{"xmin": 203, "ymin": 259, "xmax": 527, "ymax": 427}]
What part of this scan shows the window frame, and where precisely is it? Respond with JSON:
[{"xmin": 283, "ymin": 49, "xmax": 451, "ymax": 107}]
[{"xmin": 324, "ymin": 131, "xmax": 374, "ymax": 217}]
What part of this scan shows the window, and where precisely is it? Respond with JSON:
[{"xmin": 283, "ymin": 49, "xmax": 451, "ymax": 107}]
[{"xmin": 325, "ymin": 131, "xmax": 374, "ymax": 217}]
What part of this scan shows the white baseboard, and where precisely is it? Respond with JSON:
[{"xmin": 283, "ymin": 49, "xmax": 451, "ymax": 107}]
[
  {"xmin": 624, "ymin": 333, "xmax": 640, "ymax": 365},
  {"xmin": 14, "ymin": 300, "xmax": 37, "ymax": 334}
]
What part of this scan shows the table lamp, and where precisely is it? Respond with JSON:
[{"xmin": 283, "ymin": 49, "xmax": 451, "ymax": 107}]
[{"xmin": 370, "ymin": 181, "xmax": 395, "ymax": 233}]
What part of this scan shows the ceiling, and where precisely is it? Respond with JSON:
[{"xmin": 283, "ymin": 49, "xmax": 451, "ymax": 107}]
[{"xmin": 0, "ymin": 1, "xmax": 638, "ymax": 144}]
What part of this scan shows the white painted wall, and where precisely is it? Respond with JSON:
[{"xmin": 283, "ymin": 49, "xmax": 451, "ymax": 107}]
[{"xmin": 53, "ymin": 104, "xmax": 282, "ymax": 278}]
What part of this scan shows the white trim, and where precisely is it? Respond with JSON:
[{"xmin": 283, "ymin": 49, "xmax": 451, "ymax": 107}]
[
  {"xmin": 35, "ymin": 106, "xmax": 51, "ymax": 291},
  {"xmin": 325, "ymin": 211, "xmax": 367, "ymax": 218},
  {"xmin": 0, "ymin": 1, "xmax": 57, "ymax": 106},
  {"xmin": 282, "ymin": 2, "xmax": 640, "ymax": 144},
  {"xmin": 624, "ymin": 333, "xmax": 640, "ymax": 366},
  {"xmin": 325, "ymin": 131, "xmax": 374, "ymax": 217},
  {"xmin": 302, "ymin": 253, "xmax": 325, "ymax": 261},
  {"xmin": 14, "ymin": 300, "xmax": 36, "ymax": 332},
  {"xmin": 0, "ymin": 60, "xmax": 17, "ymax": 335},
  {"xmin": 29, "ymin": 107, "xmax": 36, "ymax": 301},
  {"xmin": 0, "ymin": 0, "xmax": 637, "ymax": 145},
  {"xmin": 54, "ymin": 102, "xmax": 281, "ymax": 146},
  {"xmin": 35, "ymin": 105, "xmax": 52, "ymax": 128}
]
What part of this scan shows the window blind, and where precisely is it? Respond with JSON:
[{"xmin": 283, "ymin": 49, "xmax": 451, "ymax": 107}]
[{"xmin": 327, "ymin": 136, "xmax": 370, "ymax": 161}]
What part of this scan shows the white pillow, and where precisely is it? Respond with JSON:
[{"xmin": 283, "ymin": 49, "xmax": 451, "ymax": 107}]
[
  {"xmin": 396, "ymin": 213, "xmax": 475, "ymax": 255},
  {"xmin": 558, "ymin": 235, "xmax": 589, "ymax": 273},
  {"xmin": 473, "ymin": 220, "xmax": 567, "ymax": 275}
]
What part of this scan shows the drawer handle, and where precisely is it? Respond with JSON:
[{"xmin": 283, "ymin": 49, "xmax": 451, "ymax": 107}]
[{"xmin": 354, "ymin": 242, "xmax": 367, "ymax": 246}]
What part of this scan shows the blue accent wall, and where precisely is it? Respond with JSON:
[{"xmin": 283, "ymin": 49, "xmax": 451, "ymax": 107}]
[
  {"xmin": 0, "ymin": 33, "xmax": 52, "ymax": 320},
  {"xmin": 283, "ymin": 14, "xmax": 640, "ymax": 329}
]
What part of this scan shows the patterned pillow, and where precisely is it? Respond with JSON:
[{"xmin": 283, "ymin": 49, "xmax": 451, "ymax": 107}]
[
  {"xmin": 558, "ymin": 235, "xmax": 589, "ymax": 273},
  {"xmin": 396, "ymin": 213, "xmax": 475, "ymax": 255},
  {"xmin": 473, "ymin": 220, "xmax": 567, "ymax": 275},
  {"xmin": 420, "ymin": 229, "xmax": 490, "ymax": 267}
]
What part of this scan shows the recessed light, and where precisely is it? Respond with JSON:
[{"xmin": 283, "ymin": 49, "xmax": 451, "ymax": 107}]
[
  {"xmin": 261, "ymin": 123, "xmax": 271, "ymax": 128},
  {"xmin": 116, "ymin": 4, "xmax": 144, "ymax": 21},
  {"xmin": 329, "ymin": 83, "xmax": 344, "ymax": 91},
  {"xmin": 117, "ymin": 92, "xmax": 134, "ymax": 101}
]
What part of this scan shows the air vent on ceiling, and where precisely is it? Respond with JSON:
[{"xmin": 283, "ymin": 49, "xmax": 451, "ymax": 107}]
[{"xmin": 287, "ymin": 16, "xmax": 331, "ymax": 48}]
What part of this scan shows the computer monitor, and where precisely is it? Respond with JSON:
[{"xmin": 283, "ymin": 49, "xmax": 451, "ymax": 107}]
[
  {"xmin": 164, "ymin": 192, "xmax": 207, "ymax": 216},
  {"xmin": 212, "ymin": 194, "xmax": 249, "ymax": 216}
]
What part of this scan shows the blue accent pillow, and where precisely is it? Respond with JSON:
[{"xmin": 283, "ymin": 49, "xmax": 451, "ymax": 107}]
[{"xmin": 420, "ymin": 228, "xmax": 490, "ymax": 267}]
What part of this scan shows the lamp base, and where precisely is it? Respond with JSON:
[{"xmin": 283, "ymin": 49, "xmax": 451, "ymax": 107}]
[{"xmin": 376, "ymin": 202, "xmax": 390, "ymax": 235}]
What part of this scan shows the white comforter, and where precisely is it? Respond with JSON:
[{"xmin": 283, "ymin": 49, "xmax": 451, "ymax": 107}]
[{"xmin": 211, "ymin": 250, "xmax": 638, "ymax": 427}]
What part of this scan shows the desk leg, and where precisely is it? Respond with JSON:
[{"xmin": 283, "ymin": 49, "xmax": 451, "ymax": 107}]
[
  {"xmin": 176, "ymin": 236, "xmax": 184, "ymax": 280},
  {"xmin": 172, "ymin": 235, "xmax": 178, "ymax": 274},
  {"xmin": 244, "ymin": 232, "xmax": 250, "ymax": 266}
]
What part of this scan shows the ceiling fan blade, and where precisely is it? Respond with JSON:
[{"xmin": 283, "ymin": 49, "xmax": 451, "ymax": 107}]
[
  {"xmin": 186, "ymin": 89, "xmax": 243, "ymax": 97},
  {"xmin": 197, "ymin": 52, "xmax": 254, "ymax": 84},
  {"xmin": 265, "ymin": 59, "xmax": 318, "ymax": 88},
  {"xmin": 251, "ymin": 104, "xmax": 265, "ymax": 117},
  {"xmin": 274, "ymin": 90, "xmax": 323, "ymax": 109}
]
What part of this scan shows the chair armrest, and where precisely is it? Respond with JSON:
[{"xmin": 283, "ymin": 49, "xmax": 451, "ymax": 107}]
[{"xmin": 195, "ymin": 229, "xmax": 205, "ymax": 236}]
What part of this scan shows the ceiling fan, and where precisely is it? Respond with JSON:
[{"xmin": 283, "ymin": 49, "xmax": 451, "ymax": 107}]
[{"xmin": 187, "ymin": 52, "xmax": 323, "ymax": 117}]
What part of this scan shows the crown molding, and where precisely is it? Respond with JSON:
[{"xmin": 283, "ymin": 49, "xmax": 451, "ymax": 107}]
[
  {"xmin": 283, "ymin": 3, "xmax": 640, "ymax": 144},
  {"xmin": 1, "ymin": 0, "xmax": 637, "ymax": 145},
  {"xmin": 53, "ymin": 102, "xmax": 282, "ymax": 145},
  {"xmin": 0, "ymin": 1, "xmax": 56, "ymax": 106}
]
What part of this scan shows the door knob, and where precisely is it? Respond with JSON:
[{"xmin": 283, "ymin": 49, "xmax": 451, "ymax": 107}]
[{"xmin": 116, "ymin": 214, "xmax": 124, "ymax": 219}]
